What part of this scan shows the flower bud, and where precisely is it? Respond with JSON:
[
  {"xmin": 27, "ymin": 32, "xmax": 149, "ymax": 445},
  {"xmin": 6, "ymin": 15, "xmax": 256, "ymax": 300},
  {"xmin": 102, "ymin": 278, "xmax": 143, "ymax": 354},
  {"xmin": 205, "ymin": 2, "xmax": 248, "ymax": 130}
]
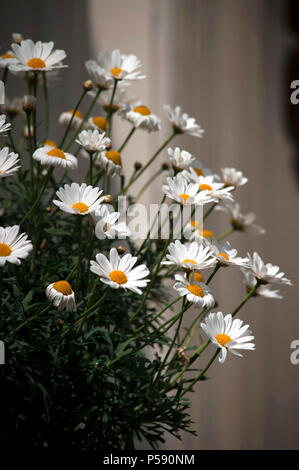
[
  {"xmin": 83, "ymin": 80, "xmax": 93, "ymax": 91},
  {"xmin": 57, "ymin": 319, "xmax": 65, "ymax": 326},
  {"xmin": 22, "ymin": 95, "xmax": 37, "ymax": 113},
  {"xmin": 12, "ymin": 32, "xmax": 23, "ymax": 44},
  {"xmin": 103, "ymin": 195, "xmax": 113, "ymax": 204},
  {"xmin": 161, "ymin": 162, "xmax": 170, "ymax": 171},
  {"xmin": 134, "ymin": 161, "xmax": 142, "ymax": 171},
  {"xmin": 116, "ymin": 245, "xmax": 126, "ymax": 255}
]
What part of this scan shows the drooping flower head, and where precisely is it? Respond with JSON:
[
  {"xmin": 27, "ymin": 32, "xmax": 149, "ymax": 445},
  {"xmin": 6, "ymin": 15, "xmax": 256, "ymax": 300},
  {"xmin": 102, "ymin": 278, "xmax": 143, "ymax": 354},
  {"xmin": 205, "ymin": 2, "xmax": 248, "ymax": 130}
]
[
  {"xmin": 76, "ymin": 129, "xmax": 111, "ymax": 154},
  {"xmin": 46, "ymin": 280, "xmax": 76, "ymax": 311},
  {"xmin": 174, "ymin": 274, "xmax": 215, "ymax": 308},
  {"xmin": 33, "ymin": 146, "xmax": 77, "ymax": 170},
  {"xmin": 164, "ymin": 104, "xmax": 204, "ymax": 137},
  {"xmin": 162, "ymin": 240, "xmax": 216, "ymax": 271},
  {"xmin": 119, "ymin": 103, "xmax": 161, "ymax": 132}
]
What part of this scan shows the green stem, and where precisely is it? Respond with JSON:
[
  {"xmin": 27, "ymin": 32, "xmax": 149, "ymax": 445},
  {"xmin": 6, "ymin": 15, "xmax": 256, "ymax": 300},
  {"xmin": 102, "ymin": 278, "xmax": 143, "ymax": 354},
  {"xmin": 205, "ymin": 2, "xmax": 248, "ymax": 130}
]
[
  {"xmin": 75, "ymin": 217, "xmax": 83, "ymax": 293},
  {"xmin": 10, "ymin": 304, "xmax": 51, "ymax": 337},
  {"xmin": 118, "ymin": 126, "xmax": 136, "ymax": 152},
  {"xmin": 161, "ymin": 280, "xmax": 261, "ymax": 395},
  {"xmin": 135, "ymin": 169, "xmax": 162, "ymax": 202},
  {"xmin": 59, "ymin": 89, "xmax": 87, "ymax": 149},
  {"xmin": 0, "ymin": 268, "xmax": 3, "ymax": 325},
  {"xmin": 217, "ymin": 226, "xmax": 235, "ymax": 242},
  {"xmin": 2, "ymin": 67, "xmax": 8, "ymax": 85},
  {"xmin": 118, "ymin": 132, "xmax": 176, "ymax": 195},
  {"xmin": 106, "ymin": 79, "xmax": 118, "ymax": 138},
  {"xmin": 206, "ymin": 263, "xmax": 221, "ymax": 284},
  {"xmin": 42, "ymin": 72, "xmax": 49, "ymax": 139},
  {"xmin": 89, "ymin": 152, "xmax": 93, "ymax": 185},
  {"xmin": 20, "ymin": 167, "xmax": 53, "ymax": 226},
  {"xmin": 65, "ymin": 89, "xmax": 100, "ymax": 151},
  {"xmin": 25, "ymin": 112, "xmax": 34, "ymax": 202},
  {"xmin": 203, "ymin": 202, "xmax": 217, "ymax": 221},
  {"xmin": 180, "ymin": 349, "xmax": 220, "ymax": 397},
  {"xmin": 77, "ymin": 289, "xmax": 109, "ymax": 334}
]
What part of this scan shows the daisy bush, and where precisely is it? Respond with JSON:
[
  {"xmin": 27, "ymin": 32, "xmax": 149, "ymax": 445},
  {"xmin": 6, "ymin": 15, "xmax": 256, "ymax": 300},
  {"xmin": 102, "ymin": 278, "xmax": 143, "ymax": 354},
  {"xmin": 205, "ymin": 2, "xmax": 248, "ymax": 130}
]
[{"xmin": 0, "ymin": 34, "xmax": 293, "ymax": 451}]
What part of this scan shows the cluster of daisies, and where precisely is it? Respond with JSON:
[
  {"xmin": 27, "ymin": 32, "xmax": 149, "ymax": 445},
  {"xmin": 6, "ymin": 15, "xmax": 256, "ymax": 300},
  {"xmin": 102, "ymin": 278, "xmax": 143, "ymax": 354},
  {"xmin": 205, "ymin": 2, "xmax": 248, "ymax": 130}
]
[{"xmin": 0, "ymin": 37, "xmax": 293, "ymax": 366}]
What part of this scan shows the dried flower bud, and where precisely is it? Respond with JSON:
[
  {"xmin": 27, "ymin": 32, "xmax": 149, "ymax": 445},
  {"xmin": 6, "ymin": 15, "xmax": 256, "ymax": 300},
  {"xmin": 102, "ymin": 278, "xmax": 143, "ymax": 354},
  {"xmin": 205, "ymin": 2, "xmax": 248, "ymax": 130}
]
[
  {"xmin": 57, "ymin": 319, "xmax": 65, "ymax": 327},
  {"xmin": 162, "ymin": 162, "xmax": 170, "ymax": 171},
  {"xmin": 134, "ymin": 161, "xmax": 142, "ymax": 171},
  {"xmin": 22, "ymin": 95, "xmax": 37, "ymax": 113},
  {"xmin": 116, "ymin": 245, "xmax": 126, "ymax": 255},
  {"xmin": 83, "ymin": 80, "xmax": 93, "ymax": 92},
  {"xmin": 106, "ymin": 142, "xmax": 112, "ymax": 150},
  {"xmin": 12, "ymin": 32, "xmax": 23, "ymax": 44},
  {"xmin": 45, "ymin": 206, "xmax": 52, "ymax": 213},
  {"xmin": 103, "ymin": 195, "xmax": 113, "ymax": 204},
  {"xmin": 177, "ymin": 347, "xmax": 190, "ymax": 365}
]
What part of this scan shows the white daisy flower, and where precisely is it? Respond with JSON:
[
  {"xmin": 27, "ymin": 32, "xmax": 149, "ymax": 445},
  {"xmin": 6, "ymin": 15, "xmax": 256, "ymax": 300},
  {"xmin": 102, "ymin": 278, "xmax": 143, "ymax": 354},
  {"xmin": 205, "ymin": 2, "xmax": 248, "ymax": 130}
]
[
  {"xmin": 162, "ymin": 173, "xmax": 215, "ymax": 206},
  {"xmin": 245, "ymin": 252, "xmax": 292, "ymax": 286},
  {"xmin": 86, "ymin": 116, "xmax": 108, "ymax": 133},
  {"xmin": 205, "ymin": 239, "xmax": 249, "ymax": 268},
  {"xmin": 190, "ymin": 161, "xmax": 215, "ymax": 178},
  {"xmin": 184, "ymin": 170, "xmax": 234, "ymax": 202},
  {"xmin": 92, "ymin": 205, "xmax": 130, "ymax": 240},
  {"xmin": 58, "ymin": 109, "xmax": 83, "ymax": 130},
  {"xmin": 174, "ymin": 274, "xmax": 215, "ymax": 308},
  {"xmin": 90, "ymin": 248, "xmax": 150, "ymax": 295},
  {"xmin": 163, "ymin": 104, "xmax": 204, "ymax": 138},
  {"xmin": 97, "ymin": 150, "xmax": 123, "ymax": 176},
  {"xmin": 168, "ymin": 147, "xmax": 195, "ymax": 171},
  {"xmin": 221, "ymin": 167, "xmax": 248, "ymax": 188},
  {"xmin": 162, "ymin": 240, "xmax": 216, "ymax": 271},
  {"xmin": 241, "ymin": 268, "xmax": 283, "ymax": 299},
  {"xmin": 76, "ymin": 129, "xmax": 111, "ymax": 154},
  {"xmin": 201, "ymin": 312, "xmax": 255, "ymax": 363},
  {"xmin": 215, "ymin": 200, "xmax": 265, "ymax": 235},
  {"xmin": 46, "ymin": 280, "xmax": 76, "ymax": 311},
  {"xmin": 53, "ymin": 183, "xmax": 104, "ymax": 216},
  {"xmin": 0, "ymin": 50, "xmax": 17, "ymax": 68},
  {"xmin": 0, "ymin": 225, "xmax": 32, "ymax": 266},
  {"xmin": 85, "ymin": 49, "xmax": 145, "ymax": 89},
  {"xmin": 119, "ymin": 103, "xmax": 161, "ymax": 132},
  {"xmin": 9, "ymin": 39, "xmax": 67, "ymax": 73},
  {"xmin": 0, "ymin": 114, "xmax": 11, "ymax": 135},
  {"xmin": 33, "ymin": 146, "xmax": 77, "ymax": 170},
  {"xmin": 0, "ymin": 147, "xmax": 20, "ymax": 178}
]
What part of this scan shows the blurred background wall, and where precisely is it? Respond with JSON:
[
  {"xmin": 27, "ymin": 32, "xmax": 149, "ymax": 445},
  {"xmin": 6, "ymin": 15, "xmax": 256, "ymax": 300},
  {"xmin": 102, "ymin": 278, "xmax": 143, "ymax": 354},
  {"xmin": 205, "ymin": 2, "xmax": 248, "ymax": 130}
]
[{"xmin": 1, "ymin": 0, "xmax": 298, "ymax": 450}]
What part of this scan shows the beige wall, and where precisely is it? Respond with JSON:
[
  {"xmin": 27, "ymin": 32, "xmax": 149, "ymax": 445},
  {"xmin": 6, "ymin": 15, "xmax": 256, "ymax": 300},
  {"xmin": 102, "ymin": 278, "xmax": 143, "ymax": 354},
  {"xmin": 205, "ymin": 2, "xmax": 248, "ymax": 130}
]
[{"xmin": 88, "ymin": 0, "xmax": 299, "ymax": 449}]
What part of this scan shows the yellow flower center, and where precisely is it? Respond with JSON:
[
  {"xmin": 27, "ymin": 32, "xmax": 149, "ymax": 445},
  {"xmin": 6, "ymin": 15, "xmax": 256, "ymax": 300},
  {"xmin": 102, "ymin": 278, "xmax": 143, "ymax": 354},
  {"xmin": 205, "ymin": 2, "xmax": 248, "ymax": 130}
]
[
  {"xmin": 133, "ymin": 105, "xmax": 151, "ymax": 116},
  {"xmin": 199, "ymin": 184, "xmax": 213, "ymax": 191},
  {"xmin": 72, "ymin": 202, "xmax": 89, "ymax": 213},
  {"xmin": 92, "ymin": 116, "xmax": 107, "ymax": 131},
  {"xmin": 190, "ymin": 221, "xmax": 198, "ymax": 228},
  {"xmin": 201, "ymin": 229, "xmax": 214, "ymax": 240},
  {"xmin": 44, "ymin": 140, "xmax": 57, "ymax": 147},
  {"xmin": 0, "ymin": 243, "xmax": 12, "ymax": 256},
  {"xmin": 53, "ymin": 280, "xmax": 73, "ymax": 295},
  {"xmin": 179, "ymin": 193, "xmax": 190, "ymax": 203},
  {"xmin": 109, "ymin": 270, "xmax": 128, "ymax": 284},
  {"xmin": 27, "ymin": 58, "xmax": 46, "ymax": 68},
  {"xmin": 193, "ymin": 167, "xmax": 204, "ymax": 176},
  {"xmin": 0, "ymin": 170, "xmax": 2, "ymax": 174},
  {"xmin": 106, "ymin": 150, "xmax": 122, "ymax": 166},
  {"xmin": 218, "ymin": 252, "xmax": 229, "ymax": 261},
  {"xmin": 47, "ymin": 148, "xmax": 66, "ymax": 159},
  {"xmin": 188, "ymin": 272, "xmax": 203, "ymax": 283},
  {"xmin": 187, "ymin": 284, "xmax": 204, "ymax": 297},
  {"xmin": 110, "ymin": 67, "xmax": 122, "ymax": 77},
  {"xmin": 216, "ymin": 333, "xmax": 232, "ymax": 347},
  {"xmin": 2, "ymin": 53, "xmax": 14, "ymax": 59},
  {"xmin": 182, "ymin": 259, "xmax": 196, "ymax": 265},
  {"xmin": 68, "ymin": 109, "xmax": 83, "ymax": 118}
]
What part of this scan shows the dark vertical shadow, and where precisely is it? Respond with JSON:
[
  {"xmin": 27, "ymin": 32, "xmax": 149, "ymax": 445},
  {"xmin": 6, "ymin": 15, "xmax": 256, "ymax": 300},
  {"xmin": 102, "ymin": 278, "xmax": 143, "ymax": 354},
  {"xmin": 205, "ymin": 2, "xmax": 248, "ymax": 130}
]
[{"xmin": 285, "ymin": 0, "xmax": 299, "ymax": 183}]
